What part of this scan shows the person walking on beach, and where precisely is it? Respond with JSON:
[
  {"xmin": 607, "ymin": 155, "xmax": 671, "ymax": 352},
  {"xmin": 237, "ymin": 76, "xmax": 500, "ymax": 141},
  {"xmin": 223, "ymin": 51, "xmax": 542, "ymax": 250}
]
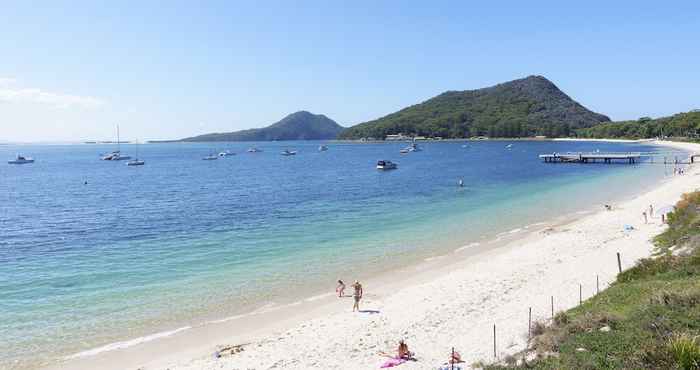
[
  {"xmin": 643, "ymin": 211, "xmax": 648, "ymax": 224},
  {"xmin": 649, "ymin": 204, "xmax": 654, "ymax": 218},
  {"xmin": 336, "ymin": 280, "xmax": 346, "ymax": 297},
  {"xmin": 352, "ymin": 280, "xmax": 363, "ymax": 312}
]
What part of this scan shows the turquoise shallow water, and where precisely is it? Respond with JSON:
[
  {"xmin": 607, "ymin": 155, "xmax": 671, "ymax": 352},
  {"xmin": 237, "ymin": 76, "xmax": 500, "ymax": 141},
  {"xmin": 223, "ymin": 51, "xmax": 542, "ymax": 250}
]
[{"xmin": 0, "ymin": 140, "xmax": 680, "ymax": 368}]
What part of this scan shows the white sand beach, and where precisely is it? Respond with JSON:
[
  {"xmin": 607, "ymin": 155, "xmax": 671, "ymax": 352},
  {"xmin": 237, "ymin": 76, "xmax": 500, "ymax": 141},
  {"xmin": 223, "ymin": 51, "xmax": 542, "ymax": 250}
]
[{"xmin": 46, "ymin": 141, "xmax": 700, "ymax": 370}]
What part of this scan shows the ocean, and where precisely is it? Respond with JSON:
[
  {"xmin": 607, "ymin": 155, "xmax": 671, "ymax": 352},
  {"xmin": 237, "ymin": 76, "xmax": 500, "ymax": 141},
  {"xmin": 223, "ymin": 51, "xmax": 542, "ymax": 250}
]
[{"xmin": 0, "ymin": 140, "xmax": 680, "ymax": 368}]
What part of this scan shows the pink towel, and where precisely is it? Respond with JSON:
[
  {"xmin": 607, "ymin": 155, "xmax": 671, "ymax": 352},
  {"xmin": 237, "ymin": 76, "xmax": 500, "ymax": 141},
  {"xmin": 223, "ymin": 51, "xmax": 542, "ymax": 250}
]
[{"xmin": 380, "ymin": 358, "xmax": 406, "ymax": 368}]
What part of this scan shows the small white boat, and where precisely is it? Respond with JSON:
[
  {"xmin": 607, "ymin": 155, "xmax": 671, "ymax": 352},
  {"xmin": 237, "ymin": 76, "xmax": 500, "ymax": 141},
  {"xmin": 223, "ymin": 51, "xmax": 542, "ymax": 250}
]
[
  {"xmin": 505, "ymin": 144, "xmax": 513, "ymax": 149},
  {"xmin": 219, "ymin": 150, "xmax": 236, "ymax": 157},
  {"xmin": 202, "ymin": 154, "xmax": 218, "ymax": 160},
  {"xmin": 8, "ymin": 154, "xmax": 34, "ymax": 164},
  {"xmin": 281, "ymin": 149, "xmax": 297, "ymax": 156},
  {"xmin": 401, "ymin": 143, "xmax": 421, "ymax": 153},
  {"xmin": 376, "ymin": 160, "xmax": 397, "ymax": 170},
  {"xmin": 247, "ymin": 147, "xmax": 262, "ymax": 153},
  {"xmin": 126, "ymin": 159, "xmax": 145, "ymax": 166},
  {"xmin": 318, "ymin": 145, "xmax": 328, "ymax": 152},
  {"xmin": 126, "ymin": 140, "xmax": 145, "ymax": 166}
]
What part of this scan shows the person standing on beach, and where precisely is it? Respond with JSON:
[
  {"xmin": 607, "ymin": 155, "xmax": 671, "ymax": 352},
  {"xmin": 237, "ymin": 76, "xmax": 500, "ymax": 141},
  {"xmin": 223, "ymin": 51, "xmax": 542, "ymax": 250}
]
[
  {"xmin": 352, "ymin": 280, "xmax": 363, "ymax": 312},
  {"xmin": 649, "ymin": 204, "xmax": 654, "ymax": 218},
  {"xmin": 336, "ymin": 280, "xmax": 346, "ymax": 297},
  {"xmin": 643, "ymin": 211, "xmax": 648, "ymax": 224}
]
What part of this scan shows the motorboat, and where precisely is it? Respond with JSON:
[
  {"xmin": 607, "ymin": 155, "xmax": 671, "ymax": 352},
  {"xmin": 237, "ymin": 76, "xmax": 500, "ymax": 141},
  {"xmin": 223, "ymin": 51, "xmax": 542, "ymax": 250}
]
[
  {"xmin": 219, "ymin": 150, "xmax": 236, "ymax": 157},
  {"xmin": 281, "ymin": 149, "xmax": 297, "ymax": 156},
  {"xmin": 400, "ymin": 143, "xmax": 421, "ymax": 153},
  {"xmin": 318, "ymin": 145, "xmax": 328, "ymax": 152},
  {"xmin": 8, "ymin": 154, "xmax": 34, "ymax": 164},
  {"xmin": 202, "ymin": 154, "xmax": 218, "ymax": 160},
  {"xmin": 376, "ymin": 160, "xmax": 397, "ymax": 170},
  {"xmin": 126, "ymin": 159, "xmax": 145, "ymax": 166},
  {"xmin": 505, "ymin": 144, "xmax": 513, "ymax": 149},
  {"xmin": 247, "ymin": 147, "xmax": 262, "ymax": 153}
]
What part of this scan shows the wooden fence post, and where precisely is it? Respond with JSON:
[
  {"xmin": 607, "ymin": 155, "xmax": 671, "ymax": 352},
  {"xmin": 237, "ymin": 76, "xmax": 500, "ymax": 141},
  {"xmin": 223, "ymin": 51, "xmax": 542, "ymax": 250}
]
[
  {"xmin": 551, "ymin": 296, "xmax": 554, "ymax": 319},
  {"xmin": 528, "ymin": 307, "xmax": 532, "ymax": 340},
  {"xmin": 617, "ymin": 252, "xmax": 622, "ymax": 273},
  {"xmin": 493, "ymin": 324, "xmax": 497, "ymax": 358},
  {"xmin": 596, "ymin": 275, "xmax": 599, "ymax": 295},
  {"xmin": 579, "ymin": 283, "xmax": 582, "ymax": 305}
]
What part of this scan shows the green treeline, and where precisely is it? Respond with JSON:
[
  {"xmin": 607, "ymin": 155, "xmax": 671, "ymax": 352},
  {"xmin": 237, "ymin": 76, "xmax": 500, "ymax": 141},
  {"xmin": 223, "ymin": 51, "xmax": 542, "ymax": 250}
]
[{"xmin": 577, "ymin": 111, "xmax": 700, "ymax": 139}]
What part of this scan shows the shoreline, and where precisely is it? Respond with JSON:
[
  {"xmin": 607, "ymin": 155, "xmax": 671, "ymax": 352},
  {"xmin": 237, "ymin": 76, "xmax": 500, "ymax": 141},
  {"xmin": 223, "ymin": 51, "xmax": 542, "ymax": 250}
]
[{"xmin": 41, "ymin": 140, "xmax": 699, "ymax": 370}]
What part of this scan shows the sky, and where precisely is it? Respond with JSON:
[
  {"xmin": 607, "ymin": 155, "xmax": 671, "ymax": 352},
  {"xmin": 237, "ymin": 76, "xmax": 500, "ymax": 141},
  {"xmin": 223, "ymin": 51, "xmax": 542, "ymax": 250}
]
[{"xmin": 1, "ymin": 0, "xmax": 699, "ymax": 142}]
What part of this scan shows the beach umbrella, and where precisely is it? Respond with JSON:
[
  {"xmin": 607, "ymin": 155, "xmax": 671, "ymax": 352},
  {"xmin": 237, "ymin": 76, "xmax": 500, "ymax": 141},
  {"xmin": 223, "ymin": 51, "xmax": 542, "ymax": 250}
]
[{"xmin": 657, "ymin": 205, "xmax": 675, "ymax": 215}]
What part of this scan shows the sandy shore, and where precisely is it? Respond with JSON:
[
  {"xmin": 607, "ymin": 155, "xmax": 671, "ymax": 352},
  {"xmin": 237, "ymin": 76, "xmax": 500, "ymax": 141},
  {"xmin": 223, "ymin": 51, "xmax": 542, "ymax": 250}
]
[{"xmin": 45, "ymin": 140, "xmax": 700, "ymax": 370}]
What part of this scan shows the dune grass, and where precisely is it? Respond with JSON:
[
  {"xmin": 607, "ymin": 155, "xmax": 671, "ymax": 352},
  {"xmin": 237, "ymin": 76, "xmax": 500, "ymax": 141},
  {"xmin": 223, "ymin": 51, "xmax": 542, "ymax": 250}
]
[{"xmin": 484, "ymin": 191, "xmax": 700, "ymax": 370}]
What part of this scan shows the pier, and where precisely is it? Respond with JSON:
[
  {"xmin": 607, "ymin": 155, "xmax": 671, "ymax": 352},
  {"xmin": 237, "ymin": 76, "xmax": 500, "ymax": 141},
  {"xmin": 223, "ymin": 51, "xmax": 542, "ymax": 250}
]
[{"xmin": 539, "ymin": 152, "xmax": 642, "ymax": 164}]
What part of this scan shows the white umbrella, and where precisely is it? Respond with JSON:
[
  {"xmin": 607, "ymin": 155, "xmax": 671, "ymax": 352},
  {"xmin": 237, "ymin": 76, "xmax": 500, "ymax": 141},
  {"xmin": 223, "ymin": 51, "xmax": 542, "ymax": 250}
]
[{"xmin": 657, "ymin": 205, "xmax": 675, "ymax": 215}]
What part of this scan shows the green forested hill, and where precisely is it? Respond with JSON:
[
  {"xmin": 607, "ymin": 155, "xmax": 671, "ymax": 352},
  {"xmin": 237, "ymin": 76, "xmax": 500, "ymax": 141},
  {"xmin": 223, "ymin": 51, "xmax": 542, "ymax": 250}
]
[
  {"xmin": 577, "ymin": 110, "xmax": 700, "ymax": 139},
  {"xmin": 338, "ymin": 75, "xmax": 610, "ymax": 139},
  {"xmin": 182, "ymin": 111, "xmax": 344, "ymax": 142}
]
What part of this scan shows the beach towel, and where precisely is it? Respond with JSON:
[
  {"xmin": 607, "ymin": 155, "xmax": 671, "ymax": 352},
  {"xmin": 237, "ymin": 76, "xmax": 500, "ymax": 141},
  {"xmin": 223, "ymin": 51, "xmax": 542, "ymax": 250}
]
[
  {"xmin": 380, "ymin": 358, "xmax": 406, "ymax": 368},
  {"xmin": 438, "ymin": 365, "xmax": 463, "ymax": 370}
]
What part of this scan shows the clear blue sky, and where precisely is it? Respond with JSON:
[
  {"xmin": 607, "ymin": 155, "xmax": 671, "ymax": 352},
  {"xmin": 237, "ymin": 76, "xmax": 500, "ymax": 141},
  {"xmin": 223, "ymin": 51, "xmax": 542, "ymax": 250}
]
[{"xmin": 1, "ymin": 1, "xmax": 698, "ymax": 142}]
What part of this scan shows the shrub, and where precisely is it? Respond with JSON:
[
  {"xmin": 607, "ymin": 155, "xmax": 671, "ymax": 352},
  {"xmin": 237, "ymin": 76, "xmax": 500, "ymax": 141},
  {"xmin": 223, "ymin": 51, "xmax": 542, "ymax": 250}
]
[
  {"xmin": 617, "ymin": 255, "xmax": 680, "ymax": 282},
  {"xmin": 668, "ymin": 333, "xmax": 700, "ymax": 370}
]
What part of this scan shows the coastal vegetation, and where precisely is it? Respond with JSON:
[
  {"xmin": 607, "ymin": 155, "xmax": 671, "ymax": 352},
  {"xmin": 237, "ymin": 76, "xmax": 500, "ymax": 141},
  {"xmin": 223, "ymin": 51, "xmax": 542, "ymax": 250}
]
[
  {"xmin": 338, "ymin": 75, "xmax": 610, "ymax": 140},
  {"xmin": 577, "ymin": 110, "xmax": 700, "ymax": 140},
  {"xmin": 484, "ymin": 191, "xmax": 700, "ymax": 370},
  {"xmin": 182, "ymin": 111, "xmax": 343, "ymax": 141}
]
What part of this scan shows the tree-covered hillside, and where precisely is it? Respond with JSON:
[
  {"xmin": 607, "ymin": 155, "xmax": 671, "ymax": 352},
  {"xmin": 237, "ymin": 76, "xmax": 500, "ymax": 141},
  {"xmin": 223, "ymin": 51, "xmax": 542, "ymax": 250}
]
[
  {"xmin": 182, "ymin": 111, "xmax": 344, "ymax": 142},
  {"xmin": 577, "ymin": 110, "xmax": 700, "ymax": 139},
  {"xmin": 339, "ymin": 75, "xmax": 610, "ymax": 139}
]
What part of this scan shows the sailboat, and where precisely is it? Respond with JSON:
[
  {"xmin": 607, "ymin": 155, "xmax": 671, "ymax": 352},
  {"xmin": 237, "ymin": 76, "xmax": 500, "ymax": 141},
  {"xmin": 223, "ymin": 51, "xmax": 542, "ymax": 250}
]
[
  {"xmin": 101, "ymin": 125, "xmax": 131, "ymax": 161},
  {"xmin": 126, "ymin": 140, "xmax": 145, "ymax": 166}
]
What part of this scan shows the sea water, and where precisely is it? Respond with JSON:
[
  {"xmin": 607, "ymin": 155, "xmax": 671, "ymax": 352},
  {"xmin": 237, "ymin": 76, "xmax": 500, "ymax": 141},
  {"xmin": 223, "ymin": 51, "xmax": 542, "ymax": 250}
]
[{"xmin": 0, "ymin": 140, "xmax": 681, "ymax": 368}]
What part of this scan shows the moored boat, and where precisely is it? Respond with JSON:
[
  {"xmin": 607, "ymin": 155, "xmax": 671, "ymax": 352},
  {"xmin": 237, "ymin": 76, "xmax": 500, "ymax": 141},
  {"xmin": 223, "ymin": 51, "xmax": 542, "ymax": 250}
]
[
  {"xmin": 376, "ymin": 160, "xmax": 397, "ymax": 170},
  {"xmin": 8, "ymin": 154, "xmax": 34, "ymax": 164},
  {"xmin": 281, "ymin": 149, "xmax": 297, "ymax": 156}
]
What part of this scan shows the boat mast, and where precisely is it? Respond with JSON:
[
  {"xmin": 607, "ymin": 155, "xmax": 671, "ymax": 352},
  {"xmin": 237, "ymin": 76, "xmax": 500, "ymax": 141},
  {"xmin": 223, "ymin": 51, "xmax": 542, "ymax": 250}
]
[{"xmin": 117, "ymin": 124, "xmax": 120, "ymax": 153}]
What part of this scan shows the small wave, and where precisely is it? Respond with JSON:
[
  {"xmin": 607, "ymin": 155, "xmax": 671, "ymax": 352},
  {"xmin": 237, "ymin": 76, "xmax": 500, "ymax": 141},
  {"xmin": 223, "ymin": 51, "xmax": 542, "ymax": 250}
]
[
  {"xmin": 251, "ymin": 302, "xmax": 277, "ymax": 315},
  {"xmin": 424, "ymin": 255, "xmax": 445, "ymax": 262},
  {"xmin": 508, "ymin": 228, "xmax": 522, "ymax": 234},
  {"xmin": 65, "ymin": 326, "xmax": 192, "ymax": 359},
  {"xmin": 455, "ymin": 242, "xmax": 480, "ymax": 252},
  {"xmin": 206, "ymin": 313, "xmax": 248, "ymax": 324}
]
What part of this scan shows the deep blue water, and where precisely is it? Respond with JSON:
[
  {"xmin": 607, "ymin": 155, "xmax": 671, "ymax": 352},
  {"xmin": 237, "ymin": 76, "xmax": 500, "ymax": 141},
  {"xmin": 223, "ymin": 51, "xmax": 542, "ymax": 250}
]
[{"xmin": 0, "ymin": 140, "xmax": 676, "ymax": 368}]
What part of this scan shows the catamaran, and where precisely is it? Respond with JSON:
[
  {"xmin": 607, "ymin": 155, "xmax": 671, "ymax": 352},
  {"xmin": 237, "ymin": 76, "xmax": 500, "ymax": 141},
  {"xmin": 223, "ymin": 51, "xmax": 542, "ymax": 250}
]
[
  {"xmin": 219, "ymin": 150, "xmax": 236, "ymax": 157},
  {"xmin": 101, "ymin": 125, "xmax": 131, "ymax": 161},
  {"xmin": 281, "ymin": 149, "xmax": 297, "ymax": 156},
  {"xmin": 247, "ymin": 147, "xmax": 262, "ymax": 153},
  {"xmin": 8, "ymin": 154, "xmax": 34, "ymax": 164}
]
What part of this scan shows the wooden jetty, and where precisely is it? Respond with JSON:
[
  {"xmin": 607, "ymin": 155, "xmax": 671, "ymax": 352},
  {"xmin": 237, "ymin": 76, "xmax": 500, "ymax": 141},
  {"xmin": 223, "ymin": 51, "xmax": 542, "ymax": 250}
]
[{"xmin": 539, "ymin": 152, "xmax": 642, "ymax": 164}]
